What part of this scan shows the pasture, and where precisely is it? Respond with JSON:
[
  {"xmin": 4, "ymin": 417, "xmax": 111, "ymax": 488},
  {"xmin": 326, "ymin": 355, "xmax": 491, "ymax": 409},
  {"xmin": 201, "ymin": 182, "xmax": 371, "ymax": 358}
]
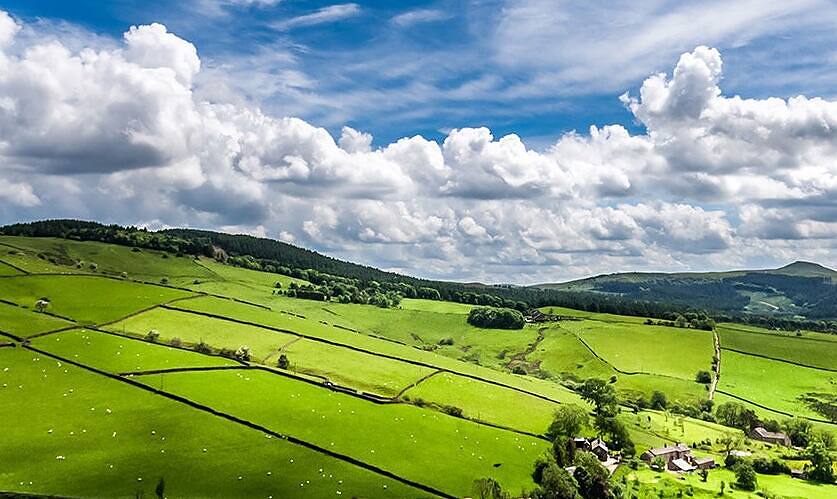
[
  {"xmin": 0, "ymin": 348, "xmax": 424, "ymax": 498},
  {"xmin": 140, "ymin": 368, "xmax": 549, "ymax": 497},
  {"xmin": 0, "ymin": 301, "xmax": 74, "ymax": 338},
  {"xmin": 30, "ymin": 328, "xmax": 237, "ymax": 373},
  {"xmin": 0, "ymin": 275, "xmax": 191, "ymax": 325},
  {"xmin": 718, "ymin": 324, "xmax": 837, "ymax": 370}
]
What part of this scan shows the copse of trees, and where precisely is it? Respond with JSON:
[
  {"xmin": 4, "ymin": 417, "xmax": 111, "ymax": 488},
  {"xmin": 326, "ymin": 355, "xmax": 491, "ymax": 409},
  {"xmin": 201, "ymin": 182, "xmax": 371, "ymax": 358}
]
[{"xmin": 467, "ymin": 307, "xmax": 525, "ymax": 330}]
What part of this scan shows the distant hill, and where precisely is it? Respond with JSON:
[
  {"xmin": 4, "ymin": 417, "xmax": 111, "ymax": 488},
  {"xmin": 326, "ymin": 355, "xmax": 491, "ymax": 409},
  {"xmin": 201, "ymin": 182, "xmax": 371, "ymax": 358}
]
[
  {"xmin": 3, "ymin": 219, "xmax": 837, "ymax": 328},
  {"xmin": 535, "ymin": 261, "xmax": 837, "ymax": 319}
]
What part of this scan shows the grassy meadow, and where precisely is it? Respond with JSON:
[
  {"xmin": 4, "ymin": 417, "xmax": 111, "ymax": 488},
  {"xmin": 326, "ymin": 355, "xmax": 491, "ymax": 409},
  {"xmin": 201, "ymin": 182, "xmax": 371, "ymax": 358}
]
[{"xmin": 0, "ymin": 235, "xmax": 835, "ymax": 498}]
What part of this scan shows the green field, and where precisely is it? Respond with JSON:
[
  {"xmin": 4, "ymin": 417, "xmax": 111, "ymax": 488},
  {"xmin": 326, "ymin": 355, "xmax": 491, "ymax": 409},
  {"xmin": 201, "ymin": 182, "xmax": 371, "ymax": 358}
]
[
  {"xmin": 0, "ymin": 275, "xmax": 191, "ymax": 325},
  {"xmin": 1, "ymin": 235, "xmax": 835, "ymax": 498},
  {"xmin": 0, "ymin": 348, "xmax": 425, "ymax": 498},
  {"xmin": 0, "ymin": 301, "xmax": 74, "ymax": 338},
  {"xmin": 30, "ymin": 328, "xmax": 238, "ymax": 373},
  {"xmin": 719, "ymin": 324, "xmax": 837, "ymax": 370},
  {"xmin": 719, "ymin": 350, "xmax": 837, "ymax": 420},
  {"xmin": 562, "ymin": 320, "xmax": 715, "ymax": 380},
  {"xmin": 139, "ymin": 368, "xmax": 548, "ymax": 497}
]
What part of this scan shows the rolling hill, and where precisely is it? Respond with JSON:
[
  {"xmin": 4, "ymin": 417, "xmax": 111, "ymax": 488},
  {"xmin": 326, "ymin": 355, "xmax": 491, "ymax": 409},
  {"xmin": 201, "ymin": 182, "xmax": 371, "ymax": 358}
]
[{"xmin": 536, "ymin": 261, "xmax": 837, "ymax": 320}]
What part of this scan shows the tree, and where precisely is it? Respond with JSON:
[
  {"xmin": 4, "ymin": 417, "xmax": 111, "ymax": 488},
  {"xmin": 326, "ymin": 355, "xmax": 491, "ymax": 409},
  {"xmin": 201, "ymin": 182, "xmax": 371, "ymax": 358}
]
[
  {"xmin": 595, "ymin": 416, "xmax": 634, "ymax": 455},
  {"xmin": 715, "ymin": 402, "xmax": 758, "ymax": 430},
  {"xmin": 783, "ymin": 418, "xmax": 813, "ymax": 447},
  {"xmin": 734, "ymin": 461, "xmax": 757, "ymax": 491},
  {"xmin": 695, "ymin": 370, "xmax": 712, "ymax": 384},
  {"xmin": 573, "ymin": 452, "xmax": 610, "ymax": 499},
  {"xmin": 699, "ymin": 468, "xmax": 709, "ymax": 482},
  {"xmin": 578, "ymin": 378, "xmax": 618, "ymax": 418},
  {"xmin": 805, "ymin": 440, "xmax": 835, "ymax": 483},
  {"xmin": 277, "ymin": 354, "xmax": 290, "ymax": 370},
  {"xmin": 467, "ymin": 307, "xmax": 525, "ymax": 329},
  {"xmin": 718, "ymin": 432, "xmax": 743, "ymax": 457},
  {"xmin": 546, "ymin": 404, "xmax": 590, "ymax": 440},
  {"xmin": 649, "ymin": 390, "xmax": 668, "ymax": 410},
  {"xmin": 472, "ymin": 478, "xmax": 509, "ymax": 499},
  {"xmin": 534, "ymin": 463, "xmax": 580, "ymax": 499}
]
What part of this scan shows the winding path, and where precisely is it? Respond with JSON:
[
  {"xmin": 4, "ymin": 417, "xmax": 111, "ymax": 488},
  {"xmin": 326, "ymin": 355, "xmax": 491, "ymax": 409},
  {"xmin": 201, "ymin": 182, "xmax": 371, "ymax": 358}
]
[{"xmin": 709, "ymin": 329, "xmax": 721, "ymax": 401}]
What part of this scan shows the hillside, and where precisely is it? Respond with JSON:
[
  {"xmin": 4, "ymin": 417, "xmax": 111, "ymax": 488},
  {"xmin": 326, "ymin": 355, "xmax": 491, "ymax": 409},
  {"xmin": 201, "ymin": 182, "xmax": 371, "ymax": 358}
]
[
  {"xmin": 537, "ymin": 262, "xmax": 837, "ymax": 320},
  {"xmin": 0, "ymin": 234, "xmax": 835, "ymax": 498}
]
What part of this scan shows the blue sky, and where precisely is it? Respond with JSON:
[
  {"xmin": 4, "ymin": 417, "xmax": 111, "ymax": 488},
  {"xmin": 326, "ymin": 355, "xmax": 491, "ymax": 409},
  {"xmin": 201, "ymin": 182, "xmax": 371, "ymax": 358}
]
[{"xmin": 1, "ymin": 1, "xmax": 837, "ymax": 282}]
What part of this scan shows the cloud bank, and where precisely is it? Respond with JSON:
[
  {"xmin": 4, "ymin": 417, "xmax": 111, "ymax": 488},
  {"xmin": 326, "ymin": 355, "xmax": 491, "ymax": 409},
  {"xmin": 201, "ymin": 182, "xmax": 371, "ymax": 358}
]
[{"xmin": 0, "ymin": 10, "xmax": 835, "ymax": 282}]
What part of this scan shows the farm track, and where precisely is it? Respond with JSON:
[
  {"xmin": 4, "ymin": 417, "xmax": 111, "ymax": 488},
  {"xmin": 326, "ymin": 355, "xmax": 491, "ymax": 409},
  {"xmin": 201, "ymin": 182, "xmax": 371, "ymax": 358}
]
[
  {"xmin": 260, "ymin": 336, "xmax": 302, "ymax": 363},
  {"xmin": 709, "ymin": 330, "xmax": 721, "ymax": 401},
  {"xmin": 571, "ymin": 330, "xmax": 691, "ymax": 382},
  {"xmin": 393, "ymin": 370, "xmax": 443, "ymax": 399},
  {"xmin": 719, "ymin": 346, "xmax": 837, "ymax": 373},
  {"xmin": 21, "ymin": 344, "xmax": 454, "ymax": 499},
  {"xmin": 161, "ymin": 304, "xmax": 575, "ymax": 406}
]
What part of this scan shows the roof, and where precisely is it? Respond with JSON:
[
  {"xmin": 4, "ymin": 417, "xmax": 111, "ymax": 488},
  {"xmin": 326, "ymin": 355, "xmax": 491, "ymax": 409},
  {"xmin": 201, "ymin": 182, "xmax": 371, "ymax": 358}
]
[
  {"xmin": 647, "ymin": 443, "xmax": 689, "ymax": 456},
  {"xmin": 671, "ymin": 458, "xmax": 696, "ymax": 472},
  {"xmin": 693, "ymin": 457, "xmax": 714, "ymax": 465},
  {"xmin": 752, "ymin": 427, "xmax": 789, "ymax": 440},
  {"xmin": 590, "ymin": 439, "xmax": 608, "ymax": 451}
]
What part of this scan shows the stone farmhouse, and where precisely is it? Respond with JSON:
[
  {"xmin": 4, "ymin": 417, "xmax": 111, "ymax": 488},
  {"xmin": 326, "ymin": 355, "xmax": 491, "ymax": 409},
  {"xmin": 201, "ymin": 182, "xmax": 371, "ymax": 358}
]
[
  {"xmin": 641, "ymin": 443, "xmax": 715, "ymax": 472},
  {"xmin": 749, "ymin": 427, "xmax": 792, "ymax": 446}
]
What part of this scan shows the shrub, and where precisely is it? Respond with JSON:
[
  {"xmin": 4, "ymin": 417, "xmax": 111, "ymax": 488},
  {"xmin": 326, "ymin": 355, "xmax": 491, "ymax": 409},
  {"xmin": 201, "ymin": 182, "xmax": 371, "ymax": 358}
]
[
  {"xmin": 169, "ymin": 337, "xmax": 183, "ymax": 348},
  {"xmin": 735, "ymin": 461, "xmax": 757, "ymax": 491},
  {"xmin": 467, "ymin": 307, "xmax": 525, "ymax": 330},
  {"xmin": 512, "ymin": 365, "xmax": 527, "ymax": 375},
  {"xmin": 752, "ymin": 457, "xmax": 790, "ymax": 475},
  {"xmin": 438, "ymin": 337, "xmax": 455, "ymax": 346},
  {"xmin": 194, "ymin": 341, "xmax": 212, "ymax": 354},
  {"xmin": 695, "ymin": 370, "xmax": 712, "ymax": 384},
  {"xmin": 277, "ymin": 354, "xmax": 290, "ymax": 369},
  {"xmin": 650, "ymin": 390, "xmax": 668, "ymax": 410},
  {"xmin": 160, "ymin": 277, "xmax": 169, "ymax": 285},
  {"xmin": 441, "ymin": 405, "xmax": 464, "ymax": 418},
  {"xmin": 145, "ymin": 330, "xmax": 160, "ymax": 343}
]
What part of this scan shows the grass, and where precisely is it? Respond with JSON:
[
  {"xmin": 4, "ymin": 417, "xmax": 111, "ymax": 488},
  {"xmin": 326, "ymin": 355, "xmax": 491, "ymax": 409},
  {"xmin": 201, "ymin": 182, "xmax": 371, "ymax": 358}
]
[
  {"xmin": 0, "ymin": 301, "xmax": 74, "ymax": 338},
  {"xmin": 404, "ymin": 371, "xmax": 561, "ymax": 435},
  {"xmin": 0, "ymin": 236, "xmax": 216, "ymax": 281},
  {"xmin": 141, "ymin": 368, "xmax": 549, "ymax": 497},
  {"xmin": 0, "ymin": 259, "xmax": 23, "ymax": 275},
  {"xmin": 0, "ymin": 348, "xmax": 425, "ymax": 498},
  {"xmin": 718, "ymin": 350, "xmax": 837, "ymax": 420},
  {"xmin": 400, "ymin": 299, "xmax": 474, "ymax": 314},
  {"xmin": 718, "ymin": 324, "xmax": 837, "ymax": 370},
  {"xmin": 30, "ymin": 328, "xmax": 238, "ymax": 373},
  {"xmin": 562, "ymin": 320, "xmax": 715, "ymax": 380},
  {"xmin": 105, "ymin": 306, "xmax": 298, "ymax": 361},
  {"xmin": 0, "ymin": 275, "xmax": 192, "ymax": 325}
]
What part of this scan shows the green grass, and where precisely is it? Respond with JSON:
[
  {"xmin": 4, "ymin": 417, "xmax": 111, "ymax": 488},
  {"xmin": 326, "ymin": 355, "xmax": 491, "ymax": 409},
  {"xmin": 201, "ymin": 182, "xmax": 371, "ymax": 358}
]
[
  {"xmin": 30, "ymin": 328, "xmax": 237, "ymax": 373},
  {"xmin": 562, "ymin": 320, "xmax": 715, "ymax": 380},
  {"xmin": 719, "ymin": 350, "xmax": 837, "ymax": 420},
  {"xmin": 0, "ymin": 301, "xmax": 74, "ymax": 338},
  {"xmin": 0, "ymin": 236, "xmax": 216, "ymax": 281},
  {"xmin": 0, "ymin": 259, "xmax": 23, "ymax": 275},
  {"xmin": 0, "ymin": 275, "xmax": 192, "ymax": 325},
  {"xmin": 404, "ymin": 371, "xmax": 561, "ymax": 435},
  {"xmin": 0, "ymin": 348, "xmax": 425, "ymax": 498},
  {"xmin": 276, "ymin": 338, "xmax": 434, "ymax": 397},
  {"xmin": 400, "ymin": 299, "xmax": 474, "ymax": 314},
  {"xmin": 142, "ymin": 368, "xmax": 548, "ymax": 497},
  {"xmin": 718, "ymin": 324, "xmax": 837, "ymax": 370}
]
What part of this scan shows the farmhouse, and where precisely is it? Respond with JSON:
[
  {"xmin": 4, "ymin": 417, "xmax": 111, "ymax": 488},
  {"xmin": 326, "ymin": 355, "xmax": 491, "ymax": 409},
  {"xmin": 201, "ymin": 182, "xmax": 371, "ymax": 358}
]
[
  {"xmin": 525, "ymin": 310, "xmax": 556, "ymax": 323},
  {"xmin": 641, "ymin": 443, "xmax": 716, "ymax": 472},
  {"xmin": 571, "ymin": 437, "xmax": 609, "ymax": 461},
  {"xmin": 749, "ymin": 427, "xmax": 792, "ymax": 446}
]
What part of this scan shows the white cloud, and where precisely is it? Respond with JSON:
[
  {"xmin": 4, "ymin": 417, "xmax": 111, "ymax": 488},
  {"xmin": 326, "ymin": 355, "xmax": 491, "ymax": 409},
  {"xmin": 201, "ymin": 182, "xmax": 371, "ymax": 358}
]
[
  {"xmin": 391, "ymin": 9, "xmax": 450, "ymax": 27},
  {"xmin": 3, "ymin": 11, "xmax": 837, "ymax": 282},
  {"xmin": 272, "ymin": 4, "xmax": 360, "ymax": 31}
]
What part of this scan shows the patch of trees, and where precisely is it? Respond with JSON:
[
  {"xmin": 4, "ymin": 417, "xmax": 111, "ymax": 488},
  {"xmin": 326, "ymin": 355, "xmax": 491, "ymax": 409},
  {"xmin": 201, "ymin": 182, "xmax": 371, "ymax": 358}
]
[
  {"xmin": 467, "ymin": 307, "xmax": 525, "ymax": 329},
  {"xmin": 644, "ymin": 311, "xmax": 716, "ymax": 330}
]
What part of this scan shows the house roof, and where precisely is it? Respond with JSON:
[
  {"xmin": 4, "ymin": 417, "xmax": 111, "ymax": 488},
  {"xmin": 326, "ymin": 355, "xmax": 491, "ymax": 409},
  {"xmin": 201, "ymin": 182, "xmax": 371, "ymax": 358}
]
[
  {"xmin": 671, "ymin": 458, "xmax": 696, "ymax": 472},
  {"xmin": 590, "ymin": 439, "xmax": 608, "ymax": 451},
  {"xmin": 647, "ymin": 443, "xmax": 689, "ymax": 456},
  {"xmin": 693, "ymin": 457, "xmax": 714, "ymax": 465},
  {"xmin": 752, "ymin": 427, "xmax": 789, "ymax": 440}
]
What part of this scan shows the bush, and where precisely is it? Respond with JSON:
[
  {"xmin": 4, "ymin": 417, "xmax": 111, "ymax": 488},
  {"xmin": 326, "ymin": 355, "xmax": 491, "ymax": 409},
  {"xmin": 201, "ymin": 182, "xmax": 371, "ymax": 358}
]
[
  {"xmin": 194, "ymin": 341, "xmax": 212, "ymax": 354},
  {"xmin": 752, "ymin": 457, "xmax": 790, "ymax": 475},
  {"xmin": 277, "ymin": 354, "xmax": 289, "ymax": 369},
  {"xmin": 735, "ymin": 461, "xmax": 758, "ymax": 491},
  {"xmin": 145, "ymin": 330, "xmax": 160, "ymax": 343},
  {"xmin": 438, "ymin": 337, "xmax": 455, "ymax": 346},
  {"xmin": 441, "ymin": 405, "xmax": 464, "ymax": 418},
  {"xmin": 467, "ymin": 307, "xmax": 525, "ymax": 329},
  {"xmin": 695, "ymin": 370, "xmax": 712, "ymax": 384},
  {"xmin": 650, "ymin": 390, "xmax": 668, "ymax": 410},
  {"xmin": 169, "ymin": 337, "xmax": 183, "ymax": 348}
]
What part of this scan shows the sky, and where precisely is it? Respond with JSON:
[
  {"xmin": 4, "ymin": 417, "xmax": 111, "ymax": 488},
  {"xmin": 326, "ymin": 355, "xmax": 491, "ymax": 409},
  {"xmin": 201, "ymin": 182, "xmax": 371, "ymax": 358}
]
[{"xmin": 1, "ymin": 1, "xmax": 837, "ymax": 283}]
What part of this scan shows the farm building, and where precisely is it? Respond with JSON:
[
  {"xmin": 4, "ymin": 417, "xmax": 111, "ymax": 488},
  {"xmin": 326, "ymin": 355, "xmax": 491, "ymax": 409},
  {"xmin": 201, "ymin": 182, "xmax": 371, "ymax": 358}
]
[
  {"xmin": 525, "ymin": 310, "xmax": 556, "ymax": 323},
  {"xmin": 571, "ymin": 437, "xmax": 610, "ymax": 462},
  {"xmin": 749, "ymin": 427, "xmax": 792, "ymax": 446},
  {"xmin": 641, "ymin": 443, "xmax": 715, "ymax": 472}
]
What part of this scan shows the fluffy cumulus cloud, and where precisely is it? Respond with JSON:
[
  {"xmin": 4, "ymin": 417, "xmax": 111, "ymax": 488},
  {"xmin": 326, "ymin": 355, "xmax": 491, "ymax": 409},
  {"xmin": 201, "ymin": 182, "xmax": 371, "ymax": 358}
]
[{"xmin": 1, "ymin": 11, "xmax": 836, "ymax": 282}]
